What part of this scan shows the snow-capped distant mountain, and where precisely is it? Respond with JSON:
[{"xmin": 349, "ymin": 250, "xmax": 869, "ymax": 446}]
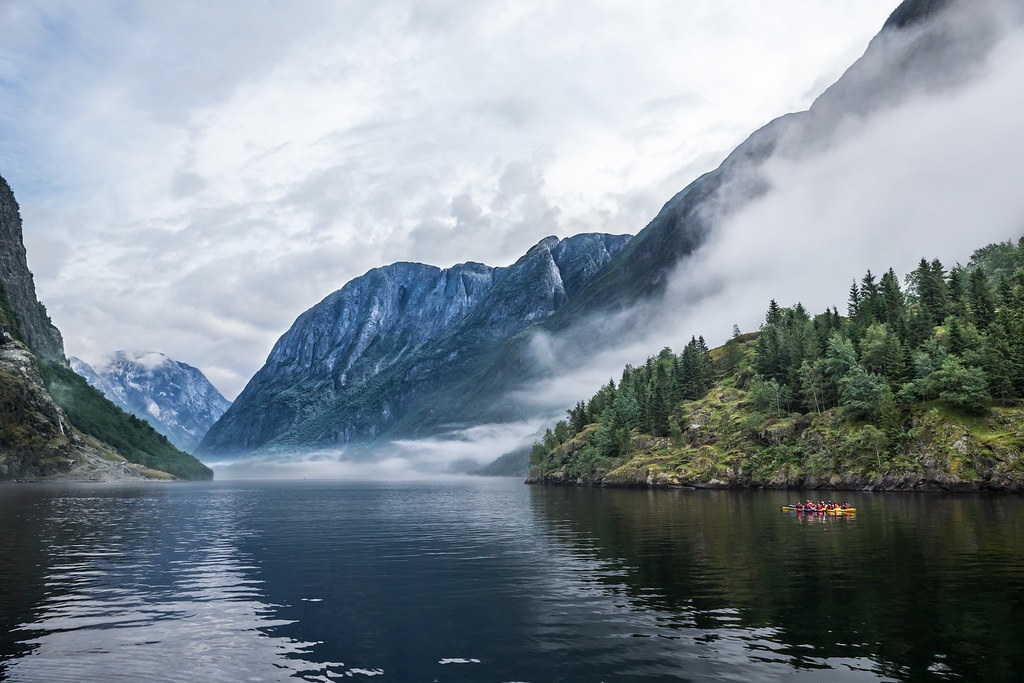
[{"xmin": 71, "ymin": 351, "xmax": 231, "ymax": 452}]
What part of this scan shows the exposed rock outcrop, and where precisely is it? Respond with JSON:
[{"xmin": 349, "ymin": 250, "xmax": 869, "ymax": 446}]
[{"xmin": 0, "ymin": 176, "xmax": 63, "ymax": 359}]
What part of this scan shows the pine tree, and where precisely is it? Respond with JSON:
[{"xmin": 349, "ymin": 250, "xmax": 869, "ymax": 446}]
[
  {"xmin": 859, "ymin": 270, "xmax": 880, "ymax": 323},
  {"xmin": 981, "ymin": 321, "xmax": 1015, "ymax": 403},
  {"xmin": 878, "ymin": 384, "xmax": 903, "ymax": 455},
  {"xmin": 911, "ymin": 258, "xmax": 947, "ymax": 325},
  {"xmin": 722, "ymin": 337, "xmax": 743, "ymax": 372},
  {"xmin": 947, "ymin": 267, "xmax": 965, "ymax": 317},
  {"xmin": 848, "ymin": 281, "xmax": 862, "ymax": 318},
  {"xmin": 967, "ymin": 267, "xmax": 996, "ymax": 329},
  {"xmin": 879, "ymin": 268, "xmax": 905, "ymax": 327},
  {"xmin": 946, "ymin": 316, "xmax": 966, "ymax": 356},
  {"xmin": 858, "ymin": 323, "xmax": 890, "ymax": 376},
  {"xmin": 648, "ymin": 379, "xmax": 669, "ymax": 437}
]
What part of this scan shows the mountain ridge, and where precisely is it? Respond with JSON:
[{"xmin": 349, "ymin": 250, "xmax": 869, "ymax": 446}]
[{"xmin": 198, "ymin": 232, "xmax": 631, "ymax": 456}]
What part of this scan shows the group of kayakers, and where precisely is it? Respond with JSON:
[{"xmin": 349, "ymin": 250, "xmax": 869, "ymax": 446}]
[{"xmin": 792, "ymin": 499, "xmax": 852, "ymax": 513}]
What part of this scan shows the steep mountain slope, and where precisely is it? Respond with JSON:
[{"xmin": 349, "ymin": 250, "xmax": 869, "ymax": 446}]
[
  {"xmin": 457, "ymin": 0, "xmax": 1014, "ymax": 427},
  {"xmin": 199, "ymin": 233, "xmax": 630, "ymax": 456},
  {"xmin": 71, "ymin": 352, "xmax": 231, "ymax": 452},
  {"xmin": 0, "ymin": 173, "xmax": 212, "ymax": 481},
  {"xmin": 544, "ymin": 0, "xmax": 987, "ymax": 323}
]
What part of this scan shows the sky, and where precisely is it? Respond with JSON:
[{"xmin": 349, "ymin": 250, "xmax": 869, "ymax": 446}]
[{"xmin": 0, "ymin": 0, "xmax": 902, "ymax": 399}]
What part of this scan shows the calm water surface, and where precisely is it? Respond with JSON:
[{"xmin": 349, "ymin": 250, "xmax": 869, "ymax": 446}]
[{"xmin": 1, "ymin": 479, "xmax": 1022, "ymax": 681}]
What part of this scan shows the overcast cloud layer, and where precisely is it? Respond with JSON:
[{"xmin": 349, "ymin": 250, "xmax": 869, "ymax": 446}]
[{"xmin": 0, "ymin": 1, "xmax": 899, "ymax": 398}]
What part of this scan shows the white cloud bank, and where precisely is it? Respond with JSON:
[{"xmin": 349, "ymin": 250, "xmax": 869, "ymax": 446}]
[
  {"xmin": 211, "ymin": 419, "xmax": 538, "ymax": 479},
  {"xmin": 177, "ymin": 2, "xmax": 1024, "ymax": 477}
]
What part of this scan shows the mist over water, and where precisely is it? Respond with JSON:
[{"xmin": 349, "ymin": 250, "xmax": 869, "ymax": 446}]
[{"xmin": 209, "ymin": 419, "xmax": 540, "ymax": 479}]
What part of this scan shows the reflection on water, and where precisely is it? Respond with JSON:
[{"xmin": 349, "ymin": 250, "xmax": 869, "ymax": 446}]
[
  {"xmin": 528, "ymin": 487, "xmax": 1024, "ymax": 681},
  {"xmin": 0, "ymin": 485, "xmax": 344, "ymax": 682},
  {"xmin": 1, "ymin": 480, "xmax": 1022, "ymax": 681}
]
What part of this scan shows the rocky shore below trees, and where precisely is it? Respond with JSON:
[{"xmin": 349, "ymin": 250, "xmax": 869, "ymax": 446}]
[{"xmin": 526, "ymin": 403, "xmax": 1024, "ymax": 493}]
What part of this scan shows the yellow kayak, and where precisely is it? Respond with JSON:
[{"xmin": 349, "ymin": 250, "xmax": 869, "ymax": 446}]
[{"xmin": 781, "ymin": 506, "xmax": 857, "ymax": 514}]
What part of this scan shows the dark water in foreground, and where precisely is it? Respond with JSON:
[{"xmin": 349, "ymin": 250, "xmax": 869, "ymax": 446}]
[{"xmin": 1, "ymin": 479, "xmax": 1022, "ymax": 681}]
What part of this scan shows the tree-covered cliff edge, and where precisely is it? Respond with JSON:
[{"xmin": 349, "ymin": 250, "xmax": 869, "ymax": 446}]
[{"xmin": 528, "ymin": 238, "xmax": 1024, "ymax": 492}]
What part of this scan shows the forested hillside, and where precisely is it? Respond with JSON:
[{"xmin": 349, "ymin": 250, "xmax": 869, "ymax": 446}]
[{"xmin": 528, "ymin": 238, "xmax": 1024, "ymax": 491}]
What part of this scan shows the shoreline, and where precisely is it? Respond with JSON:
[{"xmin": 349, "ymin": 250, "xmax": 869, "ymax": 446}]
[{"xmin": 525, "ymin": 472, "xmax": 1024, "ymax": 493}]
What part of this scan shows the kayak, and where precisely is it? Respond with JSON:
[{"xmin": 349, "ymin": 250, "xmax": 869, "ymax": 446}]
[{"xmin": 781, "ymin": 506, "xmax": 857, "ymax": 514}]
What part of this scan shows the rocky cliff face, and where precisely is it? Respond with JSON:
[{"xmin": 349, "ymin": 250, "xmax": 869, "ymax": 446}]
[
  {"xmin": 198, "ymin": 233, "xmax": 630, "ymax": 455},
  {"xmin": 0, "ymin": 174, "xmax": 78, "ymax": 478},
  {"xmin": 0, "ymin": 331, "xmax": 77, "ymax": 478},
  {"xmin": 71, "ymin": 352, "xmax": 231, "ymax": 452},
  {"xmin": 0, "ymin": 176, "xmax": 63, "ymax": 359}
]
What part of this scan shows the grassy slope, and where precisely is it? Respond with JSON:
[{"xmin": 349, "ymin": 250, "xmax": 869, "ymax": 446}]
[{"xmin": 531, "ymin": 335, "xmax": 1024, "ymax": 491}]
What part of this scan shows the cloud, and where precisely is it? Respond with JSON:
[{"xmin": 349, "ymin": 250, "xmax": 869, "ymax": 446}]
[{"xmin": 3, "ymin": 1, "xmax": 899, "ymax": 398}]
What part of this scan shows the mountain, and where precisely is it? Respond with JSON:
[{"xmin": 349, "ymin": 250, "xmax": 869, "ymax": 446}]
[
  {"xmin": 202, "ymin": 0, "xmax": 1013, "ymax": 464},
  {"xmin": 70, "ymin": 352, "xmax": 231, "ymax": 452},
  {"xmin": 198, "ymin": 233, "xmax": 631, "ymax": 456},
  {"xmin": 0, "ymin": 174, "xmax": 212, "ymax": 481},
  {"xmin": 527, "ymin": 236, "xmax": 1024, "ymax": 492},
  {"xmin": 422, "ymin": 0, "xmax": 1015, "ymax": 449}
]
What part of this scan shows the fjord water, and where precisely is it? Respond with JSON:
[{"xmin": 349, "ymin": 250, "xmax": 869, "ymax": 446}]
[{"xmin": 1, "ymin": 480, "xmax": 1021, "ymax": 681}]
